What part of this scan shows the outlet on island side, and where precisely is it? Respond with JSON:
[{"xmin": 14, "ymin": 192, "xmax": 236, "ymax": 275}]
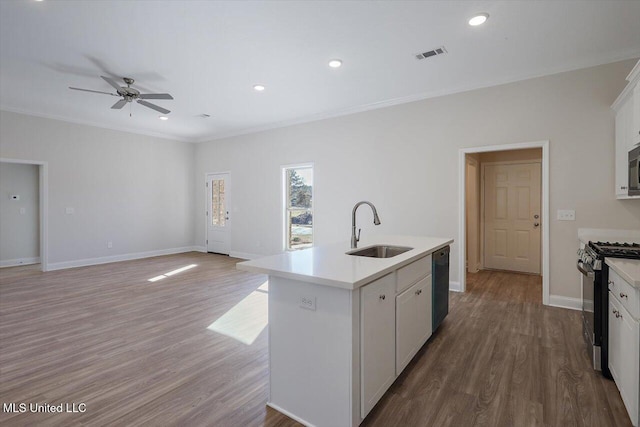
[
  {"xmin": 299, "ymin": 296, "xmax": 316, "ymax": 311},
  {"xmin": 107, "ymin": 241, "xmax": 113, "ymax": 249}
]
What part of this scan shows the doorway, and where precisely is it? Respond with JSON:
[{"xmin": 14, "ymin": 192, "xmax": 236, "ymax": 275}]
[
  {"xmin": 0, "ymin": 158, "xmax": 48, "ymax": 271},
  {"xmin": 458, "ymin": 141, "xmax": 549, "ymax": 305},
  {"xmin": 206, "ymin": 172, "xmax": 231, "ymax": 255}
]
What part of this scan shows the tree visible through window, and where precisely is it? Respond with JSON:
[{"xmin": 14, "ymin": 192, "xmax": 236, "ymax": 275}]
[{"xmin": 284, "ymin": 166, "xmax": 313, "ymax": 250}]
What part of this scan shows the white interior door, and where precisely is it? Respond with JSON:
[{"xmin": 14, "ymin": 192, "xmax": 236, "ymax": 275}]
[
  {"xmin": 206, "ymin": 173, "xmax": 230, "ymax": 255},
  {"xmin": 484, "ymin": 163, "xmax": 541, "ymax": 274}
]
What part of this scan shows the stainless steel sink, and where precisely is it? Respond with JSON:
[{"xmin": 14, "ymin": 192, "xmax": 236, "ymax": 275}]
[{"xmin": 347, "ymin": 245, "xmax": 413, "ymax": 258}]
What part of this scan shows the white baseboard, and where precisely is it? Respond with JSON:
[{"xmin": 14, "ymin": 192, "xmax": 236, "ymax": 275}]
[
  {"xmin": 229, "ymin": 251, "xmax": 263, "ymax": 260},
  {"xmin": 449, "ymin": 281, "xmax": 462, "ymax": 292},
  {"xmin": 266, "ymin": 402, "xmax": 315, "ymax": 427},
  {"xmin": 0, "ymin": 257, "xmax": 40, "ymax": 268},
  {"xmin": 47, "ymin": 246, "xmax": 201, "ymax": 271},
  {"xmin": 548, "ymin": 294, "xmax": 581, "ymax": 311},
  {"xmin": 192, "ymin": 246, "xmax": 206, "ymax": 253}
]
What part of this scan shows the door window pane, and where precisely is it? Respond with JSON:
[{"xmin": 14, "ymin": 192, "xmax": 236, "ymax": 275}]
[{"xmin": 212, "ymin": 179, "xmax": 226, "ymax": 226}]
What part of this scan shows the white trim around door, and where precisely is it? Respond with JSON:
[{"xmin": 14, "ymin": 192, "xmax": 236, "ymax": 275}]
[
  {"xmin": 0, "ymin": 158, "xmax": 49, "ymax": 272},
  {"xmin": 457, "ymin": 141, "xmax": 550, "ymax": 305}
]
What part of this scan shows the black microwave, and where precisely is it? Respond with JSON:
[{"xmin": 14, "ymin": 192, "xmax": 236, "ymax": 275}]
[{"xmin": 630, "ymin": 145, "xmax": 640, "ymax": 196}]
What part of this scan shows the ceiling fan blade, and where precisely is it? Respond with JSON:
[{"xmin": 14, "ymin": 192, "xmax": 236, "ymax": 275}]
[
  {"xmin": 111, "ymin": 99, "xmax": 127, "ymax": 109},
  {"xmin": 137, "ymin": 99, "xmax": 170, "ymax": 114},
  {"xmin": 69, "ymin": 87, "xmax": 118, "ymax": 96},
  {"xmin": 138, "ymin": 93, "xmax": 174, "ymax": 100},
  {"xmin": 101, "ymin": 75, "xmax": 122, "ymax": 91}
]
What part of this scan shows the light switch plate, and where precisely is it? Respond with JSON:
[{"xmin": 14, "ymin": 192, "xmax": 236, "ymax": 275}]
[
  {"xmin": 65, "ymin": 207, "xmax": 75, "ymax": 215},
  {"xmin": 557, "ymin": 209, "xmax": 575, "ymax": 221}
]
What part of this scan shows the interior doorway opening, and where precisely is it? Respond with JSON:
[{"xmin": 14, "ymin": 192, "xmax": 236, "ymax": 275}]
[
  {"xmin": 0, "ymin": 158, "xmax": 48, "ymax": 272},
  {"xmin": 458, "ymin": 142, "xmax": 550, "ymax": 305}
]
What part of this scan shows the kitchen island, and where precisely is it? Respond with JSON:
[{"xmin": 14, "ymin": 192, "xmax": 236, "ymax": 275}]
[{"xmin": 237, "ymin": 235, "xmax": 453, "ymax": 427}]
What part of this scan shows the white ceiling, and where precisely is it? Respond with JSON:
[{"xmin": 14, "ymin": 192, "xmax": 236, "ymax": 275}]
[{"xmin": 1, "ymin": 1, "xmax": 639, "ymax": 143}]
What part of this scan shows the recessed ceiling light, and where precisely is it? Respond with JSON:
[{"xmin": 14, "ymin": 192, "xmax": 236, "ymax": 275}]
[
  {"xmin": 253, "ymin": 84, "xmax": 265, "ymax": 92},
  {"xmin": 468, "ymin": 13, "xmax": 489, "ymax": 26},
  {"xmin": 159, "ymin": 116, "xmax": 169, "ymax": 121},
  {"xmin": 328, "ymin": 59, "xmax": 343, "ymax": 68}
]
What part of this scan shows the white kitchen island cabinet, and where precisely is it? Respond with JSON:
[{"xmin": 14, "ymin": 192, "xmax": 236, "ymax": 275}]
[{"xmin": 237, "ymin": 235, "xmax": 453, "ymax": 427}]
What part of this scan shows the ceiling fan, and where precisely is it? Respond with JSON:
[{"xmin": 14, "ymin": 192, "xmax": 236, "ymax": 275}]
[{"xmin": 69, "ymin": 76, "xmax": 173, "ymax": 115}]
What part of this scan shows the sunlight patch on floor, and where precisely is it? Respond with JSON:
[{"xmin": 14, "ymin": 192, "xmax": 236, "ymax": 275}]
[
  {"xmin": 148, "ymin": 264, "xmax": 198, "ymax": 282},
  {"xmin": 207, "ymin": 281, "xmax": 269, "ymax": 345}
]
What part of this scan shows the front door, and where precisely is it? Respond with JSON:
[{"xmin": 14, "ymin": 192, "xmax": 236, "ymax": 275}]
[
  {"xmin": 206, "ymin": 173, "xmax": 230, "ymax": 255},
  {"xmin": 484, "ymin": 163, "xmax": 541, "ymax": 274}
]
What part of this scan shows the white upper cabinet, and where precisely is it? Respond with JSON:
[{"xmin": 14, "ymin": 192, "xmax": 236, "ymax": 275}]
[{"xmin": 612, "ymin": 60, "xmax": 640, "ymax": 199}]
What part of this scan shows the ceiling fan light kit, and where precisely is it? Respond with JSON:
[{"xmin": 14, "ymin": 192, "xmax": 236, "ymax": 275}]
[{"xmin": 69, "ymin": 76, "xmax": 174, "ymax": 116}]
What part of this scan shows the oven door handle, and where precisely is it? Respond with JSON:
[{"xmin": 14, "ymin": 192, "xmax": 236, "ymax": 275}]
[{"xmin": 577, "ymin": 261, "xmax": 594, "ymax": 278}]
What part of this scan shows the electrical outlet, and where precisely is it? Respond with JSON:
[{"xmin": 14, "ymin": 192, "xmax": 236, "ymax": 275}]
[
  {"xmin": 557, "ymin": 210, "xmax": 576, "ymax": 221},
  {"xmin": 299, "ymin": 296, "xmax": 316, "ymax": 311},
  {"xmin": 107, "ymin": 241, "xmax": 113, "ymax": 249},
  {"xmin": 65, "ymin": 207, "xmax": 75, "ymax": 215},
  {"xmin": 19, "ymin": 207, "xmax": 26, "ymax": 215}
]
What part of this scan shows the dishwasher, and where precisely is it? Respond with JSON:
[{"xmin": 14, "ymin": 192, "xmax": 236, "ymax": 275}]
[{"xmin": 432, "ymin": 245, "xmax": 450, "ymax": 331}]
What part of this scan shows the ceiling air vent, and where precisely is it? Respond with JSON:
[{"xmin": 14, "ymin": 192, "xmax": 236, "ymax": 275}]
[{"xmin": 415, "ymin": 46, "xmax": 447, "ymax": 61}]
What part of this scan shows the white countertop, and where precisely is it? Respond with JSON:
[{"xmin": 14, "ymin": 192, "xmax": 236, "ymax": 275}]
[
  {"xmin": 606, "ymin": 258, "xmax": 640, "ymax": 288},
  {"xmin": 236, "ymin": 235, "xmax": 453, "ymax": 290}
]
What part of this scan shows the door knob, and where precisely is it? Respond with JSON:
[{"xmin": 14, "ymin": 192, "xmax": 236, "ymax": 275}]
[
  {"xmin": 534, "ymin": 223, "xmax": 540, "ymax": 227},
  {"xmin": 534, "ymin": 214, "xmax": 539, "ymax": 219}
]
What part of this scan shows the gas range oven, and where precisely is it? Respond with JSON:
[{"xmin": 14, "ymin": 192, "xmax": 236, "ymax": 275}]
[{"xmin": 577, "ymin": 241, "xmax": 640, "ymax": 377}]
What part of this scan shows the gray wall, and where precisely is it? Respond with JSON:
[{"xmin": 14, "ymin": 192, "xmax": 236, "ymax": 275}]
[
  {"xmin": 0, "ymin": 112, "xmax": 196, "ymax": 267},
  {"xmin": 194, "ymin": 59, "xmax": 640, "ymax": 300},
  {"xmin": 0, "ymin": 163, "xmax": 39, "ymax": 265}
]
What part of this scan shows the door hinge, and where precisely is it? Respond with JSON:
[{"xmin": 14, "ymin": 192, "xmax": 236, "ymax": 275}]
[
  {"xmin": 206, "ymin": 182, "xmax": 209, "ymax": 187},
  {"xmin": 206, "ymin": 239, "xmax": 208, "ymax": 244}
]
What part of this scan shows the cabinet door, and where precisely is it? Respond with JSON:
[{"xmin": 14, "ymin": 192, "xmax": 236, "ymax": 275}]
[
  {"xmin": 396, "ymin": 275, "xmax": 432, "ymax": 375},
  {"xmin": 616, "ymin": 98, "xmax": 633, "ymax": 197},
  {"xmin": 608, "ymin": 293, "xmax": 621, "ymax": 383},
  {"xmin": 618, "ymin": 304, "xmax": 639, "ymax": 427},
  {"xmin": 360, "ymin": 273, "xmax": 396, "ymax": 419},
  {"xmin": 415, "ymin": 275, "xmax": 433, "ymax": 348}
]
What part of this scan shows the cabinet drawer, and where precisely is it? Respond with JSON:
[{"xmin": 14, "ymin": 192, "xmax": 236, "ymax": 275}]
[
  {"xmin": 397, "ymin": 255, "xmax": 431, "ymax": 293},
  {"xmin": 609, "ymin": 269, "xmax": 640, "ymax": 320}
]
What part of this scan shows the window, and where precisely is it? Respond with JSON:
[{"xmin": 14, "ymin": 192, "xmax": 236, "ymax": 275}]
[{"xmin": 283, "ymin": 164, "xmax": 313, "ymax": 250}]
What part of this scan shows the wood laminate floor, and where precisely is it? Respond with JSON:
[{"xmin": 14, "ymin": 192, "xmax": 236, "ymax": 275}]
[{"xmin": 0, "ymin": 255, "xmax": 631, "ymax": 426}]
